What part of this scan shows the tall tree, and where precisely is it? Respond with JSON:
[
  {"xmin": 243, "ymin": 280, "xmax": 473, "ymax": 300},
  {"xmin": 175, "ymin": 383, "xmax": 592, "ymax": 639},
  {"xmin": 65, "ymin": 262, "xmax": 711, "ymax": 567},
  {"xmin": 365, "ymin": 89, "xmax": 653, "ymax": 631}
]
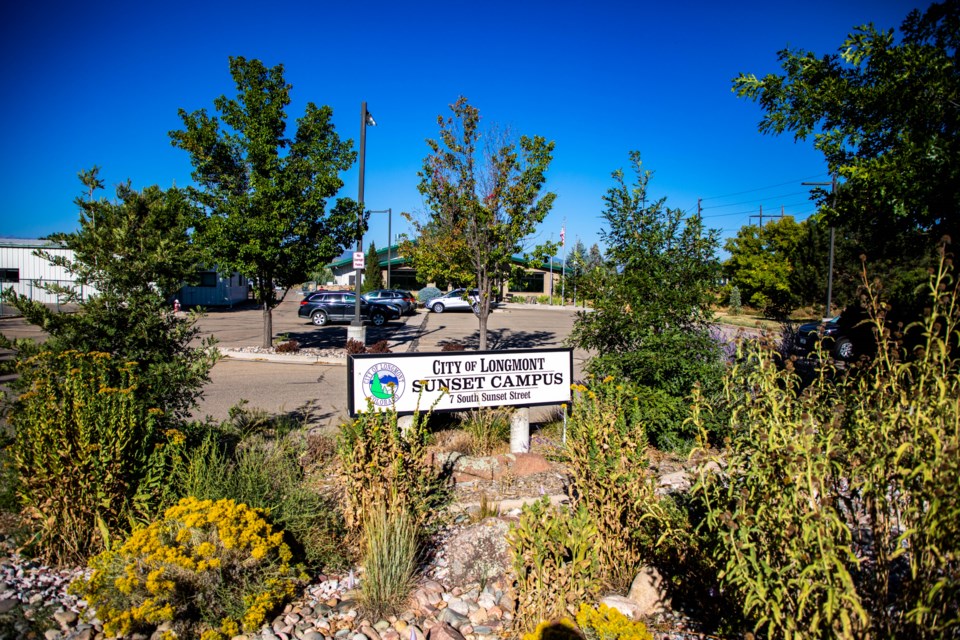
[
  {"xmin": 1, "ymin": 169, "xmax": 217, "ymax": 420},
  {"xmin": 362, "ymin": 241, "xmax": 384, "ymax": 293},
  {"xmin": 411, "ymin": 97, "xmax": 556, "ymax": 350},
  {"xmin": 569, "ymin": 153, "xmax": 723, "ymax": 448},
  {"xmin": 733, "ymin": 1, "xmax": 959, "ymax": 308},
  {"xmin": 171, "ymin": 56, "xmax": 359, "ymax": 348}
]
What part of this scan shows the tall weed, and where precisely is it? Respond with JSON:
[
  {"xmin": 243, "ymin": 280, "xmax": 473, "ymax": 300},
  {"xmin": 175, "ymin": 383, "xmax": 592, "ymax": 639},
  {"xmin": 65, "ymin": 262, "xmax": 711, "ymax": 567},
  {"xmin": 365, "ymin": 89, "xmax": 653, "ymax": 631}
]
[
  {"xmin": 337, "ymin": 403, "xmax": 450, "ymax": 533},
  {"xmin": 461, "ymin": 407, "xmax": 512, "ymax": 455},
  {"xmin": 11, "ymin": 350, "xmax": 181, "ymax": 564},
  {"xmin": 693, "ymin": 244, "xmax": 960, "ymax": 638}
]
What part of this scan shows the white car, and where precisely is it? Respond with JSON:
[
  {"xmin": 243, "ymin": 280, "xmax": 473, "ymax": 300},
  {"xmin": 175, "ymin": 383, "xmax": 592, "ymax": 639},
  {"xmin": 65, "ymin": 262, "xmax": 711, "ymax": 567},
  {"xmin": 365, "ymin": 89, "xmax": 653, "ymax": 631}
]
[{"xmin": 428, "ymin": 288, "xmax": 479, "ymax": 313}]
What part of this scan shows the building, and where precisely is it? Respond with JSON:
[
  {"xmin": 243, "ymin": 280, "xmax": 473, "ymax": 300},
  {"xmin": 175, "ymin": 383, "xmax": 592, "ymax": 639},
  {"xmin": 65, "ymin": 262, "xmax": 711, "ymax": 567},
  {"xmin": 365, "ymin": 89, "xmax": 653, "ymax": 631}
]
[
  {"xmin": 174, "ymin": 269, "xmax": 249, "ymax": 307},
  {"xmin": 327, "ymin": 245, "xmax": 571, "ymax": 297},
  {"xmin": 0, "ymin": 238, "xmax": 98, "ymax": 309}
]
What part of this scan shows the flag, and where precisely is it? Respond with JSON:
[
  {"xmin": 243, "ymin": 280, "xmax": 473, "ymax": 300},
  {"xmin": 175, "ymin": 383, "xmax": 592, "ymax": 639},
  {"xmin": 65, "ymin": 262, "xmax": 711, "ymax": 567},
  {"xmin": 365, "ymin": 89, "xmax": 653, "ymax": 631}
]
[{"xmin": 560, "ymin": 226, "xmax": 565, "ymax": 247}]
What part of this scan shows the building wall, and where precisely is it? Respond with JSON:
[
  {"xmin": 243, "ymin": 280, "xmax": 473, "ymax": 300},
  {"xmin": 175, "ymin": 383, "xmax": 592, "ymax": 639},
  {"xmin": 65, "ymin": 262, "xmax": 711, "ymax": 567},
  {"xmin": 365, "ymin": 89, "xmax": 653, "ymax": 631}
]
[
  {"xmin": 176, "ymin": 271, "xmax": 248, "ymax": 307},
  {"xmin": 0, "ymin": 241, "xmax": 99, "ymax": 304}
]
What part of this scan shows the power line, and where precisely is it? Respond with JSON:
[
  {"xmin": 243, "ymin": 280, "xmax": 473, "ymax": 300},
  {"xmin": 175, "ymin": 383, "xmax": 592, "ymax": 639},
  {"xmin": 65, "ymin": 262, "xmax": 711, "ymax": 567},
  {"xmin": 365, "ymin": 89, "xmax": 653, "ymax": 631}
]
[
  {"xmin": 700, "ymin": 189, "xmax": 814, "ymax": 210},
  {"xmin": 699, "ymin": 172, "xmax": 830, "ymax": 202}
]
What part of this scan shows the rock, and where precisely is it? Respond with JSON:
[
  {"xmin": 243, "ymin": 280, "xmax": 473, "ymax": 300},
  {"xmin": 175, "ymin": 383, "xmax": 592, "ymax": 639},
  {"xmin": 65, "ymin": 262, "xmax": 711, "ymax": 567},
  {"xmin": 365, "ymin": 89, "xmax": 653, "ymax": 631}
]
[
  {"xmin": 54, "ymin": 610, "xmax": 78, "ymax": 627},
  {"xmin": 374, "ymin": 621, "xmax": 391, "ymax": 632},
  {"xmin": 394, "ymin": 620, "xmax": 409, "ymax": 634},
  {"xmin": 600, "ymin": 595, "xmax": 643, "ymax": 620},
  {"xmin": 438, "ymin": 607, "xmax": 468, "ymax": 628},
  {"xmin": 468, "ymin": 608, "xmax": 489, "ymax": 625},
  {"xmin": 0, "ymin": 598, "xmax": 18, "ymax": 614},
  {"xmin": 362, "ymin": 625, "xmax": 381, "ymax": 640},
  {"xmin": 471, "ymin": 626, "xmax": 494, "ymax": 636},
  {"xmin": 303, "ymin": 633, "xmax": 325, "ymax": 640},
  {"xmin": 43, "ymin": 630, "xmax": 61, "ymax": 640},
  {"xmin": 352, "ymin": 633, "xmax": 369, "ymax": 640},
  {"xmin": 657, "ymin": 470, "xmax": 691, "ymax": 494},
  {"xmin": 74, "ymin": 629, "xmax": 95, "ymax": 640},
  {"xmin": 475, "ymin": 592, "xmax": 496, "ymax": 610},
  {"xmin": 440, "ymin": 520, "xmax": 512, "ymax": 586},
  {"xmin": 381, "ymin": 632, "xmax": 400, "ymax": 640},
  {"xmin": 426, "ymin": 622, "xmax": 465, "ymax": 640},
  {"xmin": 409, "ymin": 625, "xmax": 425, "ymax": 640},
  {"xmin": 626, "ymin": 566, "xmax": 671, "ymax": 616},
  {"xmin": 485, "ymin": 605, "xmax": 503, "ymax": 620},
  {"xmin": 445, "ymin": 597, "xmax": 470, "ymax": 617},
  {"xmin": 422, "ymin": 580, "xmax": 445, "ymax": 594}
]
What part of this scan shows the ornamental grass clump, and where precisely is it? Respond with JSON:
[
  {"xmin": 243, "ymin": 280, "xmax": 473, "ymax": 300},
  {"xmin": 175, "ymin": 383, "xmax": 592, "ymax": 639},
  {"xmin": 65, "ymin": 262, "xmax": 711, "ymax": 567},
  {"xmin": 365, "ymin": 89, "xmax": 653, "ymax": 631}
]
[
  {"xmin": 72, "ymin": 497, "xmax": 302, "ymax": 639},
  {"xmin": 692, "ymin": 243, "xmax": 960, "ymax": 639},
  {"xmin": 359, "ymin": 500, "xmax": 420, "ymax": 618}
]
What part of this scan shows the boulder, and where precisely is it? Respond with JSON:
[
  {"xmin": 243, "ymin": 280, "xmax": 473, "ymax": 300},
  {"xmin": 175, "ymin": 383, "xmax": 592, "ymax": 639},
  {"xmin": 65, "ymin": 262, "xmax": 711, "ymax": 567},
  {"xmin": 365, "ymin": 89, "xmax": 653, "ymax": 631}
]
[
  {"xmin": 440, "ymin": 519, "xmax": 512, "ymax": 586},
  {"xmin": 626, "ymin": 566, "xmax": 671, "ymax": 616}
]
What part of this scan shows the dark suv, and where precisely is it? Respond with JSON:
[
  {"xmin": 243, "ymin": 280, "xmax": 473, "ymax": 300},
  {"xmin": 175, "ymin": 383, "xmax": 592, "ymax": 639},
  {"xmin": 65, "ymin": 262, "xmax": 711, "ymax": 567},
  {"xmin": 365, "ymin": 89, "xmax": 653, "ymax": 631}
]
[
  {"xmin": 794, "ymin": 307, "xmax": 877, "ymax": 361},
  {"xmin": 298, "ymin": 291, "xmax": 400, "ymax": 327}
]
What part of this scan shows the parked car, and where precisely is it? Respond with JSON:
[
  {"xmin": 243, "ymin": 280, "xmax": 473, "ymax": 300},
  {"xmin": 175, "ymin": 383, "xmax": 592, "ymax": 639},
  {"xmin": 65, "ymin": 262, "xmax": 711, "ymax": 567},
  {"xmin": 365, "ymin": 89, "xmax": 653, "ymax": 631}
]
[
  {"xmin": 363, "ymin": 289, "xmax": 417, "ymax": 315},
  {"xmin": 428, "ymin": 288, "xmax": 480, "ymax": 313},
  {"xmin": 298, "ymin": 291, "xmax": 400, "ymax": 327},
  {"xmin": 793, "ymin": 307, "xmax": 876, "ymax": 361}
]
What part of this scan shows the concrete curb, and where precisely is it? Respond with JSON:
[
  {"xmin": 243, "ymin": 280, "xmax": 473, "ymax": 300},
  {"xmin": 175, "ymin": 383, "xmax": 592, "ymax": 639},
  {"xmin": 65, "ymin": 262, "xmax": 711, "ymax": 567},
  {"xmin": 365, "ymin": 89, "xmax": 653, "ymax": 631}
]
[{"xmin": 217, "ymin": 347, "xmax": 347, "ymax": 365}]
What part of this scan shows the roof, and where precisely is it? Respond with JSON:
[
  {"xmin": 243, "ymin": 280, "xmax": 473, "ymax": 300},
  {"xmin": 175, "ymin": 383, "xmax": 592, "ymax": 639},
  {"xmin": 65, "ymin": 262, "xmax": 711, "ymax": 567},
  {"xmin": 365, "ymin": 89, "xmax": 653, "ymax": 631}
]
[
  {"xmin": 328, "ymin": 244, "xmax": 573, "ymax": 273},
  {"xmin": 0, "ymin": 237, "xmax": 65, "ymax": 249}
]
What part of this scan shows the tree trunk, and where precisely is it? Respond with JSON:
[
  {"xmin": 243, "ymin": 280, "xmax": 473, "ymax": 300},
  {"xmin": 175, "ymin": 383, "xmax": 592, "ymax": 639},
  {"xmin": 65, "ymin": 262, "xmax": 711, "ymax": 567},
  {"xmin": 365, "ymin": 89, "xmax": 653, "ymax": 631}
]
[{"xmin": 262, "ymin": 301, "xmax": 273, "ymax": 349}]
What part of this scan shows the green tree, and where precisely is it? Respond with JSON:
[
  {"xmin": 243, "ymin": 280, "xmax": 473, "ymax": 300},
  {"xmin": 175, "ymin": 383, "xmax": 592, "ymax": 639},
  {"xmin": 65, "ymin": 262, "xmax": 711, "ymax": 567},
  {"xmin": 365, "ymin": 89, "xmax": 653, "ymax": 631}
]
[
  {"xmin": 566, "ymin": 239, "xmax": 587, "ymax": 305},
  {"xmin": 363, "ymin": 241, "xmax": 384, "ymax": 293},
  {"xmin": 411, "ymin": 97, "xmax": 556, "ymax": 350},
  {"xmin": 171, "ymin": 56, "xmax": 358, "ymax": 348},
  {"xmin": 569, "ymin": 153, "xmax": 724, "ymax": 449},
  {"xmin": 1, "ymin": 169, "xmax": 217, "ymax": 420},
  {"xmin": 723, "ymin": 216, "xmax": 816, "ymax": 317},
  {"xmin": 733, "ymin": 1, "xmax": 959, "ymax": 310}
]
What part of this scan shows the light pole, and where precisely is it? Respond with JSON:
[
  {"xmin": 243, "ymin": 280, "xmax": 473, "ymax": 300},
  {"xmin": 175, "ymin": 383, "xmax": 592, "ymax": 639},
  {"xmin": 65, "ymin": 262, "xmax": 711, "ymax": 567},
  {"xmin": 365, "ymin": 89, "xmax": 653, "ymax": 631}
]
[
  {"xmin": 802, "ymin": 174, "xmax": 837, "ymax": 319},
  {"xmin": 368, "ymin": 208, "xmax": 392, "ymax": 288},
  {"xmin": 349, "ymin": 102, "xmax": 376, "ymax": 343}
]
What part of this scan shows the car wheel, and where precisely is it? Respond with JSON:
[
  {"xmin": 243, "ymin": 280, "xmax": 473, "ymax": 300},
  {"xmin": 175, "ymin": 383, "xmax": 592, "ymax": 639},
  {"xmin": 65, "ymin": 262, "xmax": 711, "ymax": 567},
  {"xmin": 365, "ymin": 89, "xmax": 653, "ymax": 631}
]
[
  {"xmin": 311, "ymin": 310, "xmax": 328, "ymax": 326},
  {"xmin": 834, "ymin": 337, "xmax": 855, "ymax": 360},
  {"xmin": 432, "ymin": 302, "xmax": 444, "ymax": 313},
  {"xmin": 371, "ymin": 311, "xmax": 386, "ymax": 327}
]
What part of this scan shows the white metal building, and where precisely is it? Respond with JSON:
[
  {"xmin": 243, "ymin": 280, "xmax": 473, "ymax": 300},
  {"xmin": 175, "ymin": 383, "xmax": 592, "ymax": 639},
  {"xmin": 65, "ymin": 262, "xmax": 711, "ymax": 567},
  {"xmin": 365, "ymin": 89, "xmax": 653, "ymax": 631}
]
[{"xmin": 0, "ymin": 238, "xmax": 98, "ymax": 304}]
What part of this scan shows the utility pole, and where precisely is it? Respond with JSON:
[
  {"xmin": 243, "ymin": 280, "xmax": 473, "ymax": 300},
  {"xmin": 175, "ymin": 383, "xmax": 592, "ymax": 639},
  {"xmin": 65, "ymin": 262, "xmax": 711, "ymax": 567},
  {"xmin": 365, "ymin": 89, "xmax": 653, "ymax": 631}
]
[
  {"xmin": 802, "ymin": 175, "xmax": 838, "ymax": 319},
  {"xmin": 749, "ymin": 204, "xmax": 765, "ymax": 227}
]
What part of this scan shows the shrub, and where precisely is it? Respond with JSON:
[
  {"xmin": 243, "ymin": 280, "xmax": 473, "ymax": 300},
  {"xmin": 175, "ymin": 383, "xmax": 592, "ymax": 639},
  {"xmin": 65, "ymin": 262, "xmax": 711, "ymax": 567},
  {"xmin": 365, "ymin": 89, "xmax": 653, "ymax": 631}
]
[
  {"xmin": 346, "ymin": 338, "xmax": 367, "ymax": 355},
  {"xmin": 71, "ymin": 497, "xmax": 301, "ymax": 639},
  {"xmin": 417, "ymin": 286, "xmax": 442, "ymax": 305},
  {"xmin": 440, "ymin": 341, "xmax": 466, "ymax": 351},
  {"xmin": 274, "ymin": 339, "xmax": 300, "ymax": 353},
  {"xmin": 508, "ymin": 496, "xmax": 602, "ymax": 633},
  {"xmin": 461, "ymin": 407, "xmax": 511, "ymax": 455},
  {"xmin": 728, "ymin": 285, "xmax": 742, "ymax": 315},
  {"xmin": 692, "ymin": 246, "xmax": 960, "ymax": 639},
  {"xmin": 359, "ymin": 502, "xmax": 419, "ymax": 617},
  {"xmin": 366, "ymin": 339, "xmax": 392, "ymax": 354},
  {"xmin": 175, "ymin": 430, "xmax": 348, "ymax": 570},
  {"xmin": 575, "ymin": 603, "xmax": 653, "ymax": 640},
  {"xmin": 10, "ymin": 350, "xmax": 181, "ymax": 565},
  {"xmin": 337, "ymin": 403, "xmax": 450, "ymax": 533}
]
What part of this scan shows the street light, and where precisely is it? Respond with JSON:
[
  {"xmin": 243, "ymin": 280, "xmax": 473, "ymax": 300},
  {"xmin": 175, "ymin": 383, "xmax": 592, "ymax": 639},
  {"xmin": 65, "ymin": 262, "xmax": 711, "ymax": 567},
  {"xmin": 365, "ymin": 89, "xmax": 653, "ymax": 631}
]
[
  {"xmin": 350, "ymin": 102, "xmax": 376, "ymax": 342},
  {"xmin": 802, "ymin": 174, "xmax": 838, "ymax": 319},
  {"xmin": 368, "ymin": 208, "xmax": 392, "ymax": 288}
]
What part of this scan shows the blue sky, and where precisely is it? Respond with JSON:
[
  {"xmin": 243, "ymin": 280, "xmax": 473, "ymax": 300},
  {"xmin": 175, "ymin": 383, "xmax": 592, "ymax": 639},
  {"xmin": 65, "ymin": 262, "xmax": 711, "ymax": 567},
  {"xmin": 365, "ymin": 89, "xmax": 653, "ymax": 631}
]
[{"xmin": 1, "ymin": 0, "xmax": 920, "ymax": 259}]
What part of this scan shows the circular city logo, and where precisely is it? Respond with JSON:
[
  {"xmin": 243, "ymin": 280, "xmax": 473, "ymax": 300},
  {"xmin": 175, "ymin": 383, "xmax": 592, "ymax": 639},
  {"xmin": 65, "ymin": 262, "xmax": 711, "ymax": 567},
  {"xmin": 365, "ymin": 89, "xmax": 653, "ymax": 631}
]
[{"xmin": 362, "ymin": 362, "xmax": 406, "ymax": 407}]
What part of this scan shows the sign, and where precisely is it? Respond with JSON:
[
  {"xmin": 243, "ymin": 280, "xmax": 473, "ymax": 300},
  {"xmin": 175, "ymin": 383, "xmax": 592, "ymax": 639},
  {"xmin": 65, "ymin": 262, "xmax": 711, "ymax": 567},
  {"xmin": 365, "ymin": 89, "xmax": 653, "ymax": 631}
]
[
  {"xmin": 348, "ymin": 348, "xmax": 573, "ymax": 415},
  {"xmin": 353, "ymin": 252, "xmax": 365, "ymax": 269}
]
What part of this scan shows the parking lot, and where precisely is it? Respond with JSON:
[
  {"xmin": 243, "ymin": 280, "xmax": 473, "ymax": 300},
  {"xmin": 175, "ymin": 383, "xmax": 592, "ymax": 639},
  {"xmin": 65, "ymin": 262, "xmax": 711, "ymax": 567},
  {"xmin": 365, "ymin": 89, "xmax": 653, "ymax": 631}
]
[{"xmin": 188, "ymin": 298, "xmax": 589, "ymax": 430}]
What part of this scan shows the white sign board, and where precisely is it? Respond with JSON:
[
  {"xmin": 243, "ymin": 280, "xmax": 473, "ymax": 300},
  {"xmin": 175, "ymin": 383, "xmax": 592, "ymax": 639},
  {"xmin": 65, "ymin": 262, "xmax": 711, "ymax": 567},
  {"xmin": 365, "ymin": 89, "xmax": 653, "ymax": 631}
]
[
  {"xmin": 348, "ymin": 348, "xmax": 573, "ymax": 415},
  {"xmin": 353, "ymin": 252, "xmax": 365, "ymax": 269}
]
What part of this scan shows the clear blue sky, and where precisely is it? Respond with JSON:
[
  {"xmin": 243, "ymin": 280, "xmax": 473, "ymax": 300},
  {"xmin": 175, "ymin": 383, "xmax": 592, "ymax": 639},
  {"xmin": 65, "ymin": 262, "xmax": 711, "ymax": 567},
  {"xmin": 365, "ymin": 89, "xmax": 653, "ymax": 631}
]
[{"xmin": 1, "ymin": 0, "xmax": 920, "ymax": 258}]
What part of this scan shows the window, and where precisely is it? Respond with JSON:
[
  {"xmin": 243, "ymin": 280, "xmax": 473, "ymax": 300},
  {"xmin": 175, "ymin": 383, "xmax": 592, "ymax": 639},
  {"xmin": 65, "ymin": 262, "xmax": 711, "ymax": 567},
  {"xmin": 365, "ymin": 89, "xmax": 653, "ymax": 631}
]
[
  {"xmin": 512, "ymin": 272, "xmax": 546, "ymax": 293},
  {"xmin": 0, "ymin": 268, "xmax": 19, "ymax": 283},
  {"xmin": 198, "ymin": 271, "xmax": 218, "ymax": 287}
]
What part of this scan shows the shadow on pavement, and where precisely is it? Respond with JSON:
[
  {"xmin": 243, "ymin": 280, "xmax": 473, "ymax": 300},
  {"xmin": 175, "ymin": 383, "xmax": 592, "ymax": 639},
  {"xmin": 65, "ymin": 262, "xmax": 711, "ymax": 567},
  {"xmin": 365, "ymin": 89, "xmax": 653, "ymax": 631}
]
[{"xmin": 458, "ymin": 328, "xmax": 560, "ymax": 350}]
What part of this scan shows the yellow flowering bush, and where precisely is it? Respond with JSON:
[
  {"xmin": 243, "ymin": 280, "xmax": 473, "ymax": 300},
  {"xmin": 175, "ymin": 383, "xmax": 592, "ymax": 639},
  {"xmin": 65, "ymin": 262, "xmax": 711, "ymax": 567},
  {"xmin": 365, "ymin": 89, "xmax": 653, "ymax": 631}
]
[
  {"xmin": 71, "ymin": 497, "xmax": 302, "ymax": 639},
  {"xmin": 574, "ymin": 603, "xmax": 652, "ymax": 640}
]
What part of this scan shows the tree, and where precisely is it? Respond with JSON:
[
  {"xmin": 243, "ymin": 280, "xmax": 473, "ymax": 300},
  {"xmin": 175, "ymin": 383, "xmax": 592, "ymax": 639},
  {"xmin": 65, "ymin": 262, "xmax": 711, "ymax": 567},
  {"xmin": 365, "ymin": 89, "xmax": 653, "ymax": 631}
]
[
  {"xmin": 723, "ymin": 216, "xmax": 823, "ymax": 317},
  {"xmin": 569, "ymin": 153, "xmax": 724, "ymax": 448},
  {"xmin": 733, "ymin": 1, "xmax": 959, "ymax": 308},
  {"xmin": 1, "ymin": 168, "xmax": 217, "ymax": 420},
  {"xmin": 410, "ymin": 97, "xmax": 556, "ymax": 351},
  {"xmin": 362, "ymin": 241, "xmax": 384, "ymax": 293},
  {"xmin": 566, "ymin": 239, "xmax": 587, "ymax": 305},
  {"xmin": 171, "ymin": 56, "xmax": 358, "ymax": 348}
]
